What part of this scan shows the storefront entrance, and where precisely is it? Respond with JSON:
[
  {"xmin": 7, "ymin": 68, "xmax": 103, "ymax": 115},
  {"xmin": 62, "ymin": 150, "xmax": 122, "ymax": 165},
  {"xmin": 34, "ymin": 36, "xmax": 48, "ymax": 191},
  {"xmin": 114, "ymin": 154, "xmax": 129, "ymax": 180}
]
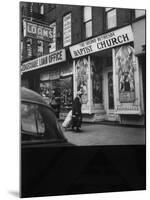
[{"xmin": 103, "ymin": 67, "xmax": 117, "ymax": 121}]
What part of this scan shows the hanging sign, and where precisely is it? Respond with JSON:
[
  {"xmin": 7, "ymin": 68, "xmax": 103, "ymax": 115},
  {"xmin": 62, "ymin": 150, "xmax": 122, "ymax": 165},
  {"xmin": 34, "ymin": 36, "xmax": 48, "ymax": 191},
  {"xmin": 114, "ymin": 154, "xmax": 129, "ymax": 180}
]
[
  {"xmin": 23, "ymin": 19, "xmax": 53, "ymax": 42},
  {"xmin": 70, "ymin": 25, "xmax": 134, "ymax": 58},
  {"xmin": 49, "ymin": 22, "xmax": 56, "ymax": 53},
  {"xmin": 113, "ymin": 45, "xmax": 141, "ymax": 114},
  {"xmin": 21, "ymin": 49, "xmax": 66, "ymax": 73}
]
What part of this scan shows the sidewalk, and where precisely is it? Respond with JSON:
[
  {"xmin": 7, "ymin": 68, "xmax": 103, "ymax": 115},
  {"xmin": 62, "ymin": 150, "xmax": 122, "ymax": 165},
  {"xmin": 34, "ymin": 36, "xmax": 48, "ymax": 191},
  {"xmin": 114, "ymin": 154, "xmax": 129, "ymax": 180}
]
[{"xmin": 61, "ymin": 123, "xmax": 145, "ymax": 146}]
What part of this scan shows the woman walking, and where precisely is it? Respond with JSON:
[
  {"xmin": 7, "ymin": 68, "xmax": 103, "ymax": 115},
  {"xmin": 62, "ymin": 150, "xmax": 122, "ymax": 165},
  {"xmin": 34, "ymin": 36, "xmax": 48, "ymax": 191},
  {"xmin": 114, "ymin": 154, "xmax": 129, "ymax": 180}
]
[{"xmin": 72, "ymin": 90, "xmax": 83, "ymax": 132}]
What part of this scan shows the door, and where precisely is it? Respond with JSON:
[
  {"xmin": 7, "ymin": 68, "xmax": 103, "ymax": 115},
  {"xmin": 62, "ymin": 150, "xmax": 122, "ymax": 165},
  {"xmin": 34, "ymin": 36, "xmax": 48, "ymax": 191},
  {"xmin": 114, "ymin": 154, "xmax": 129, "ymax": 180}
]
[
  {"xmin": 103, "ymin": 68, "xmax": 114, "ymax": 114},
  {"xmin": 107, "ymin": 71, "xmax": 114, "ymax": 111}
]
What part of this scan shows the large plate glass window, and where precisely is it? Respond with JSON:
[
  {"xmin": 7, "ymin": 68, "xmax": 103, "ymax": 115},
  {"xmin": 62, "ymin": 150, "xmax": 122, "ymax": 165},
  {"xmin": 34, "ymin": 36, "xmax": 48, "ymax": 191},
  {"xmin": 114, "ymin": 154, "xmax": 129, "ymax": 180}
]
[{"xmin": 40, "ymin": 72, "xmax": 73, "ymax": 114}]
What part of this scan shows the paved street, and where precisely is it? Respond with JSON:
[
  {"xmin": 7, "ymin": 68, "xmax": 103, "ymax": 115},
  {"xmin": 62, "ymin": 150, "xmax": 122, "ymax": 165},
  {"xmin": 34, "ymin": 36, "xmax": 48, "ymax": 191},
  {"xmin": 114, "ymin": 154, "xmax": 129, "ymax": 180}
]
[{"xmin": 61, "ymin": 123, "xmax": 145, "ymax": 146}]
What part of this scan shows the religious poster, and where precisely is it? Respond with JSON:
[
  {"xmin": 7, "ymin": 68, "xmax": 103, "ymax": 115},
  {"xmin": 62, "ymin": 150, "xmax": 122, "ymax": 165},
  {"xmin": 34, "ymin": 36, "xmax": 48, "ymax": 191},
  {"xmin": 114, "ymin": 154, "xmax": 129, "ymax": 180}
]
[
  {"xmin": 114, "ymin": 45, "xmax": 141, "ymax": 114},
  {"xmin": 75, "ymin": 57, "xmax": 89, "ymax": 104},
  {"xmin": 91, "ymin": 58, "xmax": 103, "ymax": 104}
]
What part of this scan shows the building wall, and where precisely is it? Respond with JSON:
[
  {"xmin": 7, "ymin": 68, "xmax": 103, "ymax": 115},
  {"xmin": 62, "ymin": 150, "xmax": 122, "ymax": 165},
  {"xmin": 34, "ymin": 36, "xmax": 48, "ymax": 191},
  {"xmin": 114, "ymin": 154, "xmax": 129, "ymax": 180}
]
[
  {"xmin": 20, "ymin": 2, "xmax": 146, "ymax": 125},
  {"xmin": 117, "ymin": 8, "xmax": 132, "ymax": 27},
  {"xmin": 92, "ymin": 7, "xmax": 104, "ymax": 36}
]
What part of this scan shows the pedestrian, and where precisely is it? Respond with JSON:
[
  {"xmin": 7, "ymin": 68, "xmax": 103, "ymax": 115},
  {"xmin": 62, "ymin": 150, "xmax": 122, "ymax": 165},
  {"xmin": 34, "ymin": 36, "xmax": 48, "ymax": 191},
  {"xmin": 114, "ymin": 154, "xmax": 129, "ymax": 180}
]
[
  {"xmin": 50, "ymin": 90, "xmax": 58, "ymax": 117},
  {"xmin": 72, "ymin": 89, "xmax": 83, "ymax": 132}
]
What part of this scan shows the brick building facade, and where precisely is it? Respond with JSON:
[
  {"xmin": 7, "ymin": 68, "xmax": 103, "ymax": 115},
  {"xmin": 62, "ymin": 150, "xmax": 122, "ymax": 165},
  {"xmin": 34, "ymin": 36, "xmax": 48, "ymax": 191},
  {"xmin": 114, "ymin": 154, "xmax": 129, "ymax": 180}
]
[{"xmin": 20, "ymin": 2, "xmax": 146, "ymax": 125}]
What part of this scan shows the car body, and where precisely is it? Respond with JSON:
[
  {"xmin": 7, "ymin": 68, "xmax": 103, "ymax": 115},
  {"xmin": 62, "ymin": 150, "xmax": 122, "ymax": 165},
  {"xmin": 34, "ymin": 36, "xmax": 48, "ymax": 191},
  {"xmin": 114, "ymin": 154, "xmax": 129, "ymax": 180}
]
[{"xmin": 21, "ymin": 87, "xmax": 71, "ymax": 147}]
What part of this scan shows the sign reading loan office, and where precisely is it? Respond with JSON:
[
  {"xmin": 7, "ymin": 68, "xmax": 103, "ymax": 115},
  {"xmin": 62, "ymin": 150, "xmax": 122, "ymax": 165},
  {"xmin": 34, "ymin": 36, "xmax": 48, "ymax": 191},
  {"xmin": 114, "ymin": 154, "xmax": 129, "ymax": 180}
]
[
  {"xmin": 21, "ymin": 49, "xmax": 66, "ymax": 73},
  {"xmin": 23, "ymin": 20, "xmax": 53, "ymax": 42},
  {"xmin": 69, "ymin": 25, "xmax": 134, "ymax": 58}
]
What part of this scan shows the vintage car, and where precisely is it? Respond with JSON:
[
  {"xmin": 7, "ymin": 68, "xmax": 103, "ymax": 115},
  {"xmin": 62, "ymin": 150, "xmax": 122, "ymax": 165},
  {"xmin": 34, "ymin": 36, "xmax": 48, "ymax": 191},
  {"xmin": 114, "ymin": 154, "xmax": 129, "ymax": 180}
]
[
  {"xmin": 21, "ymin": 87, "xmax": 70, "ymax": 147},
  {"xmin": 21, "ymin": 88, "xmax": 145, "ymax": 198}
]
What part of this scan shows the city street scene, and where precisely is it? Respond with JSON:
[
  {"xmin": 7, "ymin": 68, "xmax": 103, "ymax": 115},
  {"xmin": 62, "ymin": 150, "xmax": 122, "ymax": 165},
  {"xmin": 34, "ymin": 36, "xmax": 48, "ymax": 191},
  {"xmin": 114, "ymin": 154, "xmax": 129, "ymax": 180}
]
[
  {"xmin": 62, "ymin": 123, "xmax": 145, "ymax": 146},
  {"xmin": 20, "ymin": 2, "xmax": 146, "ymax": 198},
  {"xmin": 21, "ymin": 2, "xmax": 146, "ymax": 147}
]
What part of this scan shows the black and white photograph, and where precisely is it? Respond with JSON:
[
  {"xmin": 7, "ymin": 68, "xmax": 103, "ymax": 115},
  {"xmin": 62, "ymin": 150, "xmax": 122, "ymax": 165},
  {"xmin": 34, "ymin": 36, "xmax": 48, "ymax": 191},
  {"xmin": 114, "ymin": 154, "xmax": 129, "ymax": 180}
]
[{"xmin": 20, "ymin": 1, "xmax": 146, "ymax": 198}]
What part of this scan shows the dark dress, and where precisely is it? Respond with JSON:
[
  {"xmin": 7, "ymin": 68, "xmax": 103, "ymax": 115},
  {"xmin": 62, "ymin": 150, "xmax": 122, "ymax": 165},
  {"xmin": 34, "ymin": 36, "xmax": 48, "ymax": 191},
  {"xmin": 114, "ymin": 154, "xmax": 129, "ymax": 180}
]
[{"xmin": 72, "ymin": 96, "xmax": 82, "ymax": 130}]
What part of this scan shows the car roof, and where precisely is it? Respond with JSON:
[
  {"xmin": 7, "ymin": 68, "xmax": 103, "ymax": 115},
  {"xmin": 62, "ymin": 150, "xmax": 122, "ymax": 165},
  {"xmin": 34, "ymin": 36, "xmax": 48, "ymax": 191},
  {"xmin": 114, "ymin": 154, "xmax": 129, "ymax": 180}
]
[{"xmin": 21, "ymin": 87, "xmax": 50, "ymax": 107}]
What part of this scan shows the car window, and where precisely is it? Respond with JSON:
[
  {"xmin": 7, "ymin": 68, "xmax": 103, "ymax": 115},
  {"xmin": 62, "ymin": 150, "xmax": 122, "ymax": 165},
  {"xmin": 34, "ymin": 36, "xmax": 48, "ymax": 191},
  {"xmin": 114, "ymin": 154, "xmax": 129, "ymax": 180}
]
[
  {"xmin": 21, "ymin": 102, "xmax": 63, "ymax": 142},
  {"xmin": 21, "ymin": 103, "xmax": 45, "ymax": 135}
]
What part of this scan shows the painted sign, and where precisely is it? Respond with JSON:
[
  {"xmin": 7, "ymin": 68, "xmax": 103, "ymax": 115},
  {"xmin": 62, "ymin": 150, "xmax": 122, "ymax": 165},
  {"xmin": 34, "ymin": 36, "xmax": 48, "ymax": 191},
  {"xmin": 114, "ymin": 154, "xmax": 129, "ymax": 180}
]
[
  {"xmin": 21, "ymin": 49, "xmax": 66, "ymax": 73},
  {"xmin": 49, "ymin": 22, "xmax": 56, "ymax": 53},
  {"xmin": 63, "ymin": 13, "xmax": 72, "ymax": 47},
  {"xmin": 113, "ymin": 45, "xmax": 141, "ymax": 114},
  {"xmin": 23, "ymin": 20, "xmax": 53, "ymax": 42},
  {"xmin": 70, "ymin": 25, "xmax": 134, "ymax": 58}
]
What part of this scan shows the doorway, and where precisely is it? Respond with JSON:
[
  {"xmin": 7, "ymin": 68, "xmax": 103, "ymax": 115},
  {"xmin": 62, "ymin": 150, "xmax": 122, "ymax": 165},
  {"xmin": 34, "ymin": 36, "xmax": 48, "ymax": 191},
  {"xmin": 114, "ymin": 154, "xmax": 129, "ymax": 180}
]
[{"xmin": 103, "ymin": 67, "xmax": 114, "ymax": 115}]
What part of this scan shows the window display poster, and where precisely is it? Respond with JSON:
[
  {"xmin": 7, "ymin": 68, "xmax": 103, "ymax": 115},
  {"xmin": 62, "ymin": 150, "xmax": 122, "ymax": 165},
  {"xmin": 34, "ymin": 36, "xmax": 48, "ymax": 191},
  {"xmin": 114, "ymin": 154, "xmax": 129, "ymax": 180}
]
[
  {"xmin": 91, "ymin": 58, "xmax": 103, "ymax": 104},
  {"xmin": 75, "ymin": 58, "xmax": 89, "ymax": 104},
  {"xmin": 114, "ymin": 45, "xmax": 141, "ymax": 114}
]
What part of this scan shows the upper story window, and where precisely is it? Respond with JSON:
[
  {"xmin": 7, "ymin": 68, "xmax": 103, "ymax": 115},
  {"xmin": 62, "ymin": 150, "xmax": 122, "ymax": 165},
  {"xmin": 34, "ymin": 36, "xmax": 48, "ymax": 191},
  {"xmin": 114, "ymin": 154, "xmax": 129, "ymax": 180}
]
[
  {"xmin": 135, "ymin": 9, "xmax": 146, "ymax": 18},
  {"xmin": 63, "ymin": 13, "xmax": 72, "ymax": 47},
  {"xmin": 37, "ymin": 40, "xmax": 43, "ymax": 57},
  {"xmin": 105, "ymin": 8, "xmax": 117, "ymax": 29},
  {"xmin": 83, "ymin": 6, "xmax": 92, "ymax": 38},
  {"xmin": 26, "ymin": 38, "xmax": 32, "ymax": 58},
  {"xmin": 40, "ymin": 4, "xmax": 44, "ymax": 15},
  {"xmin": 21, "ymin": 41, "xmax": 23, "ymax": 61}
]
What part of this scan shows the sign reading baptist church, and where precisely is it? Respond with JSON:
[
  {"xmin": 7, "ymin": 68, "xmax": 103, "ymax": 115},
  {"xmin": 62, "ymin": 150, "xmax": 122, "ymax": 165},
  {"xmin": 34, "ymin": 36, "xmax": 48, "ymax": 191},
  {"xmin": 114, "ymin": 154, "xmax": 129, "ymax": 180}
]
[
  {"xmin": 23, "ymin": 20, "xmax": 53, "ymax": 42},
  {"xmin": 21, "ymin": 49, "xmax": 66, "ymax": 73},
  {"xmin": 69, "ymin": 25, "xmax": 134, "ymax": 58}
]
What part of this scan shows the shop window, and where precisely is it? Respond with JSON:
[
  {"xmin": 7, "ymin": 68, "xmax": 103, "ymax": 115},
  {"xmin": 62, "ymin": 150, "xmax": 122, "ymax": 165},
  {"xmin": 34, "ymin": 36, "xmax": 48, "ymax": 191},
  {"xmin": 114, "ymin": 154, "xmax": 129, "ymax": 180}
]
[
  {"xmin": 105, "ymin": 8, "xmax": 117, "ymax": 29},
  {"xmin": 91, "ymin": 57, "xmax": 103, "ymax": 104},
  {"xmin": 108, "ymin": 72, "xmax": 114, "ymax": 109},
  {"xmin": 59, "ymin": 76, "xmax": 73, "ymax": 111},
  {"xmin": 75, "ymin": 58, "xmax": 89, "ymax": 104},
  {"xmin": 40, "ymin": 72, "xmax": 73, "ymax": 113},
  {"xmin": 115, "ymin": 45, "xmax": 136, "ymax": 103},
  {"xmin": 83, "ymin": 6, "xmax": 92, "ymax": 38},
  {"xmin": 135, "ymin": 9, "xmax": 146, "ymax": 18},
  {"xmin": 40, "ymin": 82, "xmax": 51, "ymax": 105},
  {"xmin": 37, "ymin": 40, "xmax": 43, "ymax": 57}
]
